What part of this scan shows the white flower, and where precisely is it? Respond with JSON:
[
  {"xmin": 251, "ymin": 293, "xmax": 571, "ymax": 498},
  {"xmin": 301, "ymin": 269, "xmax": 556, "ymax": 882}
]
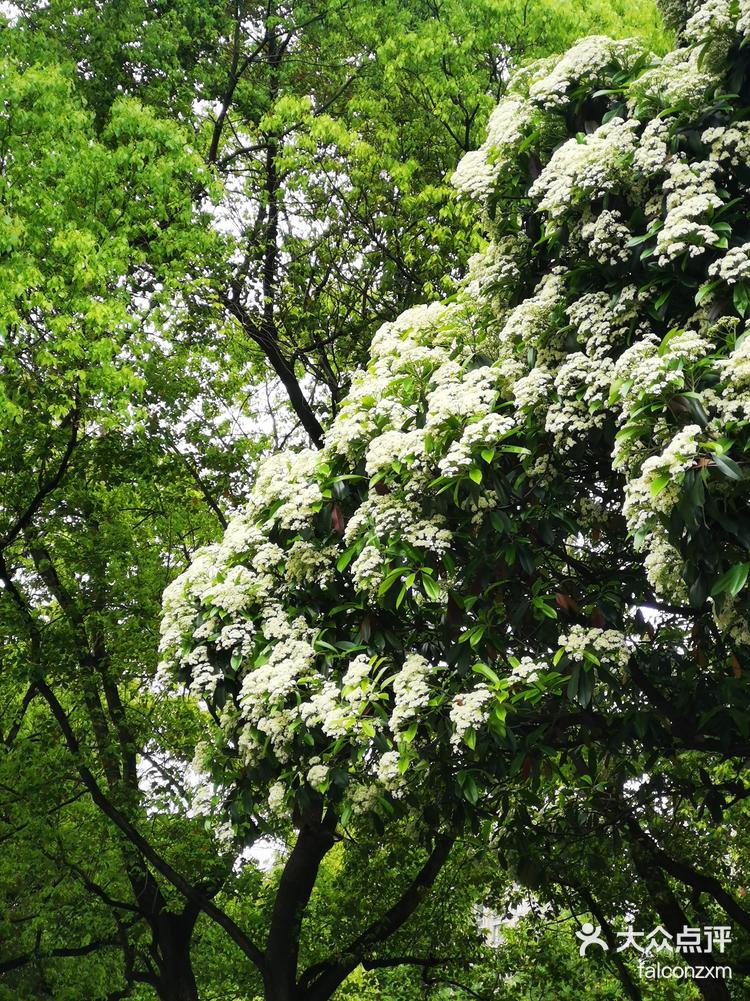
[
  {"xmin": 656, "ymin": 160, "xmax": 723, "ymax": 265},
  {"xmin": 709, "ymin": 243, "xmax": 750, "ymax": 284},
  {"xmin": 623, "ymin": 424, "xmax": 703, "ymax": 536},
  {"xmin": 452, "ymin": 95, "xmax": 539, "ymax": 197},
  {"xmin": 342, "ymin": 654, "xmax": 372, "ymax": 690},
  {"xmin": 268, "ymin": 782, "xmax": 287, "ymax": 814},
  {"xmin": 529, "ymin": 36, "xmax": 645, "ymax": 111},
  {"xmin": 529, "ymin": 118, "xmax": 640, "ymax": 221},
  {"xmin": 389, "ymin": 653, "xmax": 434, "ymax": 733},
  {"xmin": 306, "ymin": 763, "xmax": 329, "ymax": 787},
  {"xmin": 581, "ymin": 210, "xmax": 631, "ymax": 265},
  {"xmin": 299, "ymin": 681, "xmax": 352, "ymax": 738},
  {"xmin": 510, "ymin": 657, "xmax": 545, "ymax": 684},
  {"xmin": 449, "ymin": 685, "xmax": 494, "ymax": 747},
  {"xmin": 560, "ymin": 626, "xmax": 629, "ymax": 671},
  {"xmin": 347, "ymin": 783, "xmax": 380, "ymax": 815},
  {"xmin": 376, "ymin": 750, "xmax": 406, "ymax": 795},
  {"xmin": 239, "ymin": 636, "xmax": 316, "ymax": 719},
  {"xmin": 365, "ymin": 428, "xmax": 426, "ymax": 476}
]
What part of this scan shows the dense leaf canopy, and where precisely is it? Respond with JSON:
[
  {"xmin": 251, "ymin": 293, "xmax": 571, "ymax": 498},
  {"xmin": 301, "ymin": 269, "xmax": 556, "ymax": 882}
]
[{"xmin": 163, "ymin": 1, "xmax": 750, "ymax": 832}]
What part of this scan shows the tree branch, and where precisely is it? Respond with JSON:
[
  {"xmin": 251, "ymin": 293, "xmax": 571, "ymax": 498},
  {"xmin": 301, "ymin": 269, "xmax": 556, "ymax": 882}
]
[
  {"xmin": 0, "ymin": 402, "xmax": 79, "ymax": 552},
  {"xmin": 35, "ymin": 680, "xmax": 266, "ymax": 973},
  {"xmin": 301, "ymin": 833, "xmax": 455, "ymax": 1001}
]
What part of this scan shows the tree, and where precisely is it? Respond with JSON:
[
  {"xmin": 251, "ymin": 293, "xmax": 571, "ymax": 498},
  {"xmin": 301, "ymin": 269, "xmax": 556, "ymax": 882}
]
[
  {"xmin": 162, "ymin": 3, "xmax": 750, "ymax": 999},
  {"xmin": 1, "ymin": 4, "xmax": 670, "ymax": 999},
  {"xmin": 0, "ymin": 39, "xmax": 240, "ymax": 1000},
  {"xmin": 17, "ymin": 0, "xmax": 669, "ymax": 444}
]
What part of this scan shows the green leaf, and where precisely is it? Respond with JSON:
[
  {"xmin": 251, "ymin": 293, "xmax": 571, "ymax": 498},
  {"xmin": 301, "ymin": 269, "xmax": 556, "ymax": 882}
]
[
  {"xmin": 402, "ymin": 721, "xmax": 418, "ymax": 743},
  {"xmin": 459, "ymin": 772, "xmax": 480, "ymax": 805},
  {"xmin": 469, "ymin": 625, "xmax": 486, "ymax": 648},
  {"xmin": 377, "ymin": 567, "xmax": 409, "ymax": 597},
  {"xmin": 567, "ymin": 663, "xmax": 580, "ymax": 702},
  {"xmin": 468, "ymin": 466, "xmax": 483, "ymax": 484},
  {"xmin": 734, "ymin": 282, "xmax": 750, "ymax": 318},
  {"xmin": 713, "ymin": 454, "xmax": 744, "ymax": 480},
  {"xmin": 472, "ymin": 662, "xmax": 501, "ymax": 686},
  {"xmin": 463, "ymin": 728, "xmax": 477, "ymax": 750},
  {"xmin": 422, "ymin": 573, "xmax": 441, "ymax": 601},
  {"xmin": 695, "ymin": 279, "xmax": 721, "ymax": 305},
  {"xmin": 711, "ymin": 562, "xmax": 750, "ymax": 598},
  {"xmin": 649, "ymin": 472, "xmax": 671, "ymax": 497},
  {"xmin": 336, "ymin": 542, "xmax": 361, "ymax": 573},
  {"xmin": 577, "ymin": 668, "xmax": 594, "ymax": 707}
]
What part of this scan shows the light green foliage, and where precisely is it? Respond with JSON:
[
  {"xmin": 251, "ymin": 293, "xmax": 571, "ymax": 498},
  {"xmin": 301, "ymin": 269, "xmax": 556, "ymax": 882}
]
[{"xmin": 15, "ymin": 0, "xmax": 670, "ymax": 438}]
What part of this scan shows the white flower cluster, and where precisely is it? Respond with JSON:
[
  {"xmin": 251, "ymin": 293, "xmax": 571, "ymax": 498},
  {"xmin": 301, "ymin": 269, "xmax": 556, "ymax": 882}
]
[
  {"xmin": 702, "ymin": 123, "xmax": 750, "ymax": 166},
  {"xmin": 611, "ymin": 336, "xmax": 683, "ymax": 431},
  {"xmin": 512, "ymin": 365, "xmax": 553, "ymax": 416},
  {"xmin": 376, "ymin": 750, "xmax": 407, "ymax": 795},
  {"xmin": 451, "ymin": 95, "xmax": 537, "ymax": 198},
  {"xmin": 285, "ymin": 540, "xmax": 337, "ymax": 587},
  {"xmin": 529, "ymin": 118, "xmax": 640, "ymax": 221},
  {"xmin": 709, "ymin": 243, "xmax": 750, "ymax": 284},
  {"xmin": 581, "ymin": 210, "xmax": 631, "ymax": 265},
  {"xmin": 497, "ymin": 271, "xmax": 567, "ymax": 362},
  {"xmin": 656, "ymin": 161, "xmax": 723, "ymax": 265},
  {"xmin": 546, "ymin": 352, "xmax": 614, "ymax": 450},
  {"xmin": 630, "ymin": 47, "xmax": 721, "ymax": 112},
  {"xmin": 344, "ymin": 493, "xmax": 453, "ymax": 559},
  {"xmin": 683, "ymin": 0, "xmax": 734, "ymax": 50},
  {"xmin": 389, "ymin": 653, "xmax": 434, "ymax": 733},
  {"xmin": 268, "ymin": 781, "xmax": 287, "ymax": 815},
  {"xmin": 466, "ymin": 235, "xmax": 530, "ymax": 306},
  {"xmin": 633, "ymin": 118, "xmax": 670, "ymax": 178},
  {"xmin": 623, "ymin": 424, "xmax": 703, "ymax": 538},
  {"xmin": 528, "ymin": 36, "xmax": 645, "ymax": 111},
  {"xmin": 365, "ymin": 428, "xmax": 426, "ymax": 477},
  {"xmin": 509, "ymin": 657, "xmax": 545, "ymax": 686},
  {"xmin": 643, "ymin": 525, "xmax": 689, "ymax": 600},
  {"xmin": 718, "ymin": 335, "xmax": 750, "ymax": 389},
  {"xmin": 568, "ymin": 287, "xmax": 640, "ymax": 360},
  {"xmin": 426, "ymin": 363, "xmax": 501, "ymax": 430},
  {"xmin": 739, "ymin": 0, "xmax": 750, "ymax": 37},
  {"xmin": 449, "ymin": 685, "xmax": 495, "ymax": 748},
  {"xmin": 438, "ymin": 413, "xmax": 515, "ymax": 476},
  {"xmin": 560, "ymin": 626, "xmax": 629, "ymax": 672},
  {"xmin": 253, "ymin": 449, "xmax": 322, "ymax": 530},
  {"xmin": 162, "ymin": 14, "xmax": 750, "ymax": 825},
  {"xmin": 346, "ymin": 782, "xmax": 380, "ymax": 816}
]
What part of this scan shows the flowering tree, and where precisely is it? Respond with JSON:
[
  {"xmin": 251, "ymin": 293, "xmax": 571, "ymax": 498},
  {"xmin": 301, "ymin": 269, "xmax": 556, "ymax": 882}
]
[{"xmin": 161, "ymin": 3, "xmax": 750, "ymax": 998}]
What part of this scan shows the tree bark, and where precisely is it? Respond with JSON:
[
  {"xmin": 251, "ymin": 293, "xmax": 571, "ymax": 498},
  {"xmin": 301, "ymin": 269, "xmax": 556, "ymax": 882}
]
[
  {"xmin": 157, "ymin": 910, "xmax": 200, "ymax": 1001},
  {"xmin": 630, "ymin": 843, "xmax": 731, "ymax": 1001},
  {"xmin": 263, "ymin": 809, "xmax": 336, "ymax": 1001}
]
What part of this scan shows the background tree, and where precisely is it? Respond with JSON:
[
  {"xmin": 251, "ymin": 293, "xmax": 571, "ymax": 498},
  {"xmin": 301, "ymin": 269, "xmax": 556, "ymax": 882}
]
[{"xmin": 17, "ymin": 0, "xmax": 669, "ymax": 444}]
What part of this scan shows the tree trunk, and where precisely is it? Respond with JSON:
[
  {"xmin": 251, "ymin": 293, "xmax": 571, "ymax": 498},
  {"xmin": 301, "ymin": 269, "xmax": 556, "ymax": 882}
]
[
  {"xmin": 630, "ymin": 846, "xmax": 731, "ymax": 1001},
  {"xmin": 263, "ymin": 968, "xmax": 298, "ymax": 1001},
  {"xmin": 156, "ymin": 911, "xmax": 200, "ymax": 1001}
]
